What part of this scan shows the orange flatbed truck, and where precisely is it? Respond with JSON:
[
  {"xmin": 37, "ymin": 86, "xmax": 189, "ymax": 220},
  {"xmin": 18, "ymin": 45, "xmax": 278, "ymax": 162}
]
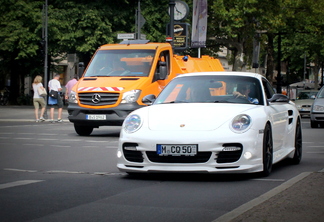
[{"xmin": 67, "ymin": 40, "xmax": 224, "ymax": 135}]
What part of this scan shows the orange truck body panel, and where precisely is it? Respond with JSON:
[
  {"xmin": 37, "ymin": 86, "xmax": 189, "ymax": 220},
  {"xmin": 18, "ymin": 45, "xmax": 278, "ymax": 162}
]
[{"xmin": 68, "ymin": 41, "xmax": 224, "ymax": 134}]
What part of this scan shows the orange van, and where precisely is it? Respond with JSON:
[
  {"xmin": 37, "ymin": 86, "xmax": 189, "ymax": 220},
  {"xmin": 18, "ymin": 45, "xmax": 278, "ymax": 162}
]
[{"xmin": 67, "ymin": 40, "xmax": 224, "ymax": 135}]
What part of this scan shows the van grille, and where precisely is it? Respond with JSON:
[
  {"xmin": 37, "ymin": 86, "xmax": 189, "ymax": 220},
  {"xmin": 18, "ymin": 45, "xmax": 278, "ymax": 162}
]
[{"xmin": 78, "ymin": 92, "xmax": 120, "ymax": 106}]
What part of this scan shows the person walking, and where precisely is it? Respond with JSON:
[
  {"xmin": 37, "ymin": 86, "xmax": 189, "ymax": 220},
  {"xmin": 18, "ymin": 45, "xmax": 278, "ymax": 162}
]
[
  {"xmin": 48, "ymin": 74, "xmax": 63, "ymax": 123},
  {"xmin": 32, "ymin": 75, "xmax": 46, "ymax": 122},
  {"xmin": 65, "ymin": 75, "xmax": 78, "ymax": 102}
]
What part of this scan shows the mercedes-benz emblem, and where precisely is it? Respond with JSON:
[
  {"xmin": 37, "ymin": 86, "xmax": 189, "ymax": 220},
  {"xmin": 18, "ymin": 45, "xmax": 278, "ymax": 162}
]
[{"xmin": 92, "ymin": 93, "xmax": 101, "ymax": 104}]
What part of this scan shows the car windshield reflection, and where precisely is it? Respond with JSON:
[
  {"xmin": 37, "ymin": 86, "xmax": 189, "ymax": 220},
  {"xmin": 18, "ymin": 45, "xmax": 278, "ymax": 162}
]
[{"xmin": 154, "ymin": 75, "xmax": 264, "ymax": 105}]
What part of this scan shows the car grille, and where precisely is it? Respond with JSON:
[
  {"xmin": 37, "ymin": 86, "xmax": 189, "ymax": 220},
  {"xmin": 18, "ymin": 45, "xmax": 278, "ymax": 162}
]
[
  {"xmin": 146, "ymin": 151, "xmax": 212, "ymax": 163},
  {"xmin": 216, "ymin": 150, "xmax": 242, "ymax": 163},
  {"xmin": 78, "ymin": 92, "xmax": 120, "ymax": 106}
]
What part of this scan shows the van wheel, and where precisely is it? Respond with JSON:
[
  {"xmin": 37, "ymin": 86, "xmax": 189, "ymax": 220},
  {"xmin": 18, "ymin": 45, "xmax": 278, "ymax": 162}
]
[
  {"xmin": 260, "ymin": 124, "xmax": 273, "ymax": 177},
  {"xmin": 74, "ymin": 124, "xmax": 93, "ymax": 136}
]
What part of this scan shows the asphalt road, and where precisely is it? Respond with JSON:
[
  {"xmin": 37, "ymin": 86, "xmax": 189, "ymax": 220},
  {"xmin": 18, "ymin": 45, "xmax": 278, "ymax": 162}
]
[{"xmin": 0, "ymin": 108, "xmax": 323, "ymax": 222}]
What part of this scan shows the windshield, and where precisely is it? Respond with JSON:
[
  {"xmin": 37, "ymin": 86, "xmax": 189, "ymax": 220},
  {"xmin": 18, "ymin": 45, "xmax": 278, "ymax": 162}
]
[
  {"xmin": 154, "ymin": 75, "xmax": 264, "ymax": 105},
  {"xmin": 84, "ymin": 50, "xmax": 154, "ymax": 77},
  {"xmin": 318, "ymin": 87, "xmax": 324, "ymax": 98},
  {"xmin": 296, "ymin": 91, "xmax": 318, "ymax": 100}
]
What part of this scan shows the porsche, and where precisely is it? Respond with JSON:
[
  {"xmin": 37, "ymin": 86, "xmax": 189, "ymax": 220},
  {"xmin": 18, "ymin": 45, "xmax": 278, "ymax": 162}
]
[{"xmin": 117, "ymin": 72, "xmax": 302, "ymax": 176}]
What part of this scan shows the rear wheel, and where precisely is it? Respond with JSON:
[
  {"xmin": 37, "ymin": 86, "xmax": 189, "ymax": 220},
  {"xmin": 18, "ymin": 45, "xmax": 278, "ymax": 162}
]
[
  {"xmin": 74, "ymin": 124, "xmax": 93, "ymax": 136},
  {"xmin": 261, "ymin": 124, "xmax": 273, "ymax": 177},
  {"xmin": 291, "ymin": 119, "xmax": 302, "ymax": 164}
]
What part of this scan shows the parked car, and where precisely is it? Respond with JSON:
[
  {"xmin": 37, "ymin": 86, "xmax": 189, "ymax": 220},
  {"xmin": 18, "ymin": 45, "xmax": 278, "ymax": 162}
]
[
  {"xmin": 117, "ymin": 72, "xmax": 302, "ymax": 177},
  {"xmin": 310, "ymin": 86, "xmax": 324, "ymax": 128},
  {"xmin": 293, "ymin": 90, "xmax": 318, "ymax": 117}
]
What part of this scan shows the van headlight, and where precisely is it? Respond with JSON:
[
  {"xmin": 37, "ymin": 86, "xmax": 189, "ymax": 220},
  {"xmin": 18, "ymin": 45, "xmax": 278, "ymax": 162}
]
[
  {"xmin": 124, "ymin": 114, "xmax": 142, "ymax": 133},
  {"xmin": 68, "ymin": 90, "xmax": 78, "ymax": 103},
  {"xmin": 121, "ymin": 90, "xmax": 141, "ymax": 103},
  {"xmin": 230, "ymin": 114, "xmax": 252, "ymax": 133}
]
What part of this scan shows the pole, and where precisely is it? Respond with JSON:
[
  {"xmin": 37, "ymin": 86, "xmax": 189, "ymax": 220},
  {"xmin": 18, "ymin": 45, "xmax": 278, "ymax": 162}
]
[
  {"xmin": 44, "ymin": 0, "xmax": 48, "ymax": 89},
  {"xmin": 169, "ymin": 0, "xmax": 175, "ymax": 48},
  {"xmin": 137, "ymin": 0, "xmax": 141, "ymax": 40},
  {"xmin": 276, "ymin": 34, "xmax": 282, "ymax": 93},
  {"xmin": 303, "ymin": 52, "xmax": 306, "ymax": 84}
]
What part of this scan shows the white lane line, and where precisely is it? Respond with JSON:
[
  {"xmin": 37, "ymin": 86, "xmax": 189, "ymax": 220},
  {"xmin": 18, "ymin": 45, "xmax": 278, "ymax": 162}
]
[
  {"xmin": 0, "ymin": 180, "xmax": 44, "ymax": 190},
  {"xmin": 4, "ymin": 168, "xmax": 38, "ymax": 173},
  {"xmin": 23, "ymin": 144, "xmax": 44, "ymax": 146},
  {"xmin": 49, "ymin": 145, "xmax": 71, "ymax": 148}
]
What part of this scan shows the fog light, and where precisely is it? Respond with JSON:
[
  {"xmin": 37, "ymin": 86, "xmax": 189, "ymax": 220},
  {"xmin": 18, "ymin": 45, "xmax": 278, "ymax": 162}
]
[
  {"xmin": 244, "ymin": 152, "xmax": 252, "ymax": 159},
  {"xmin": 117, "ymin": 151, "xmax": 122, "ymax": 158},
  {"xmin": 222, "ymin": 146, "xmax": 241, "ymax": 151}
]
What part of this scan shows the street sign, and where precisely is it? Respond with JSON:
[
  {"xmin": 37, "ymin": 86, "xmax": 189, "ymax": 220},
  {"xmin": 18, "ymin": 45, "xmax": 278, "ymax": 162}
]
[
  {"xmin": 117, "ymin": 33, "xmax": 135, "ymax": 40},
  {"xmin": 166, "ymin": 23, "xmax": 190, "ymax": 51}
]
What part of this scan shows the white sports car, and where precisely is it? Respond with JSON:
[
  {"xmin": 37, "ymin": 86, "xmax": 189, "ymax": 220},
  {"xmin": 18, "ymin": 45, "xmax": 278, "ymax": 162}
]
[{"xmin": 117, "ymin": 72, "xmax": 302, "ymax": 176}]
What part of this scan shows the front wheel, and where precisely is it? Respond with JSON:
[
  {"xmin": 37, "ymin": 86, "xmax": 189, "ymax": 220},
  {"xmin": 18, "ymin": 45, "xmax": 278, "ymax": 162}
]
[
  {"xmin": 74, "ymin": 124, "xmax": 93, "ymax": 136},
  {"xmin": 291, "ymin": 119, "xmax": 302, "ymax": 164},
  {"xmin": 260, "ymin": 124, "xmax": 273, "ymax": 177}
]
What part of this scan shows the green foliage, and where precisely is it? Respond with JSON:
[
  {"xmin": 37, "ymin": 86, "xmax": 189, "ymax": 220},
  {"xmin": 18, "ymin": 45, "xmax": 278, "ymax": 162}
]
[{"xmin": 0, "ymin": 0, "xmax": 323, "ymax": 93}]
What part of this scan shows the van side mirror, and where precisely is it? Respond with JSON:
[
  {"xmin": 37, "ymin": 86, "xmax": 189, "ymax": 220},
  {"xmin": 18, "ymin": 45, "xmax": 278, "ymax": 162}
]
[
  {"xmin": 78, "ymin": 62, "xmax": 85, "ymax": 78},
  {"xmin": 157, "ymin": 61, "xmax": 167, "ymax": 80}
]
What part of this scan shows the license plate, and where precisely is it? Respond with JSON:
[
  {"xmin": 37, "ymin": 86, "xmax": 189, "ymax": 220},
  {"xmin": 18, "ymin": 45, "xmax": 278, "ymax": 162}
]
[
  {"xmin": 301, "ymin": 108, "xmax": 310, "ymax": 111},
  {"xmin": 86, "ymin": 114, "xmax": 106, "ymax": 120},
  {"xmin": 156, "ymin": 144, "xmax": 197, "ymax": 156}
]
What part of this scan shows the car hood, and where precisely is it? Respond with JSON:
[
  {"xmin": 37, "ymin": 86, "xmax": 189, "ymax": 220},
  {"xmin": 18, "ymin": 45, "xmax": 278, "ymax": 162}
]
[{"xmin": 146, "ymin": 103, "xmax": 258, "ymax": 131}]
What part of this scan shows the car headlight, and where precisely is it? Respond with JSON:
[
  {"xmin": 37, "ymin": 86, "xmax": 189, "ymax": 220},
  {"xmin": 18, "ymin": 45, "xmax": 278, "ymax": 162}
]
[
  {"xmin": 121, "ymin": 90, "xmax": 141, "ymax": 103},
  {"xmin": 230, "ymin": 114, "xmax": 252, "ymax": 133},
  {"xmin": 68, "ymin": 90, "xmax": 78, "ymax": 103},
  {"xmin": 124, "ymin": 114, "xmax": 142, "ymax": 133},
  {"xmin": 312, "ymin": 105, "xmax": 324, "ymax": 112}
]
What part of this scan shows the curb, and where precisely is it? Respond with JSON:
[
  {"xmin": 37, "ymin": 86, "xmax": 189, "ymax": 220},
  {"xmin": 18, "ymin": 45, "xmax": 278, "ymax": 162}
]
[{"xmin": 212, "ymin": 172, "xmax": 312, "ymax": 222}]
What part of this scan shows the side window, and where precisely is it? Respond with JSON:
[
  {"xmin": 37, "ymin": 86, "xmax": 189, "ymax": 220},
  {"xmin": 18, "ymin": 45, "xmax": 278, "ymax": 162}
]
[{"xmin": 262, "ymin": 78, "xmax": 275, "ymax": 99}]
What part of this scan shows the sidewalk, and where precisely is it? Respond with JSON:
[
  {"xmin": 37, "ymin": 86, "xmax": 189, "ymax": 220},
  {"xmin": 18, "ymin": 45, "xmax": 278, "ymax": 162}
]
[
  {"xmin": 215, "ymin": 170, "xmax": 324, "ymax": 222},
  {"xmin": 0, "ymin": 105, "xmax": 68, "ymax": 122},
  {"xmin": 1, "ymin": 106, "xmax": 323, "ymax": 222}
]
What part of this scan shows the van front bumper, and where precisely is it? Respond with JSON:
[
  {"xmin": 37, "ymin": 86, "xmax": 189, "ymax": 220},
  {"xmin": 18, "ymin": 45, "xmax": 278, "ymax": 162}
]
[{"xmin": 67, "ymin": 103, "xmax": 145, "ymax": 126}]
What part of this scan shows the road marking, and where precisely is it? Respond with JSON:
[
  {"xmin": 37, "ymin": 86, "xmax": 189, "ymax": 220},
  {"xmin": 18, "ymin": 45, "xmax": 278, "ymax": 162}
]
[
  {"xmin": 0, "ymin": 180, "xmax": 44, "ymax": 190},
  {"xmin": 252, "ymin": 178, "xmax": 285, "ymax": 182},
  {"xmin": 4, "ymin": 168, "xmax": 38, "ymax": 173}
]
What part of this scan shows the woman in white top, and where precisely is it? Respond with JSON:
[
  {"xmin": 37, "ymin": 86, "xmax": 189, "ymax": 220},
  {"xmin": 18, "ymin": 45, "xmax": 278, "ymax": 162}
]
[{"xmin": 32, "ymin": 75, "xmax": 46, "ymax": 122}]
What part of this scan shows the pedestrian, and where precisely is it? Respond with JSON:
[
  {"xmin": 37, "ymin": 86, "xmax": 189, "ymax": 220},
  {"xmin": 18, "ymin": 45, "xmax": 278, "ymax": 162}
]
[
  {"xmin": 65, "ymin": 75, "xmax": 78, "ymax": 101},
  {"xmin": 32, "ymin": 75, "xmax": 46, "ymax": 122},
  {"xmin": 48, "ymin": 74, "xmax": 63, "ymax": 123}
]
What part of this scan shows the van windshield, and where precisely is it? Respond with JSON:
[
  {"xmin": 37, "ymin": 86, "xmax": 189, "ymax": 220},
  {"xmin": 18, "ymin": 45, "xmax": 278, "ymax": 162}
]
[{"xmin": 84, "ymin": 50, "xmax": 155, "ymax": 77}]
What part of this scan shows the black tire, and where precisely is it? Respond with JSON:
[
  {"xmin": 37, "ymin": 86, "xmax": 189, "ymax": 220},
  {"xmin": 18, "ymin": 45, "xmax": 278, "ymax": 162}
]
[
  {"xmin": 74, "ymin": 124, "xmax": 93, "ymax": 136},
  {"xmin": 310, "ymin": 120, "xmax": 318, "ymax": 128},
  {"xmin": 291, "ymin": 119, "xmax": 302, "ymax": 164},
  {"xmin": 261, "ymin": 124, "xmax": 273, "ymax": 177}
]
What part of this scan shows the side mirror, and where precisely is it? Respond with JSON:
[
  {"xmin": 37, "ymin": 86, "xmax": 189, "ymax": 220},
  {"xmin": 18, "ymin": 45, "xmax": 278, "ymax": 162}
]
[
  {"xmin": 78, "ymin": 62, "xmax": 85, "ymax": 78},
  {"xmin": 157, "ymin": 61, "xmax": 167, "ymax": 80},
  {"xmin": 268, "ymin": 94, "xmax": 289, "ymax": 103},
  {"xmin": 142, "ymin": 94, "xmax": 156, "ymax": 105}
]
